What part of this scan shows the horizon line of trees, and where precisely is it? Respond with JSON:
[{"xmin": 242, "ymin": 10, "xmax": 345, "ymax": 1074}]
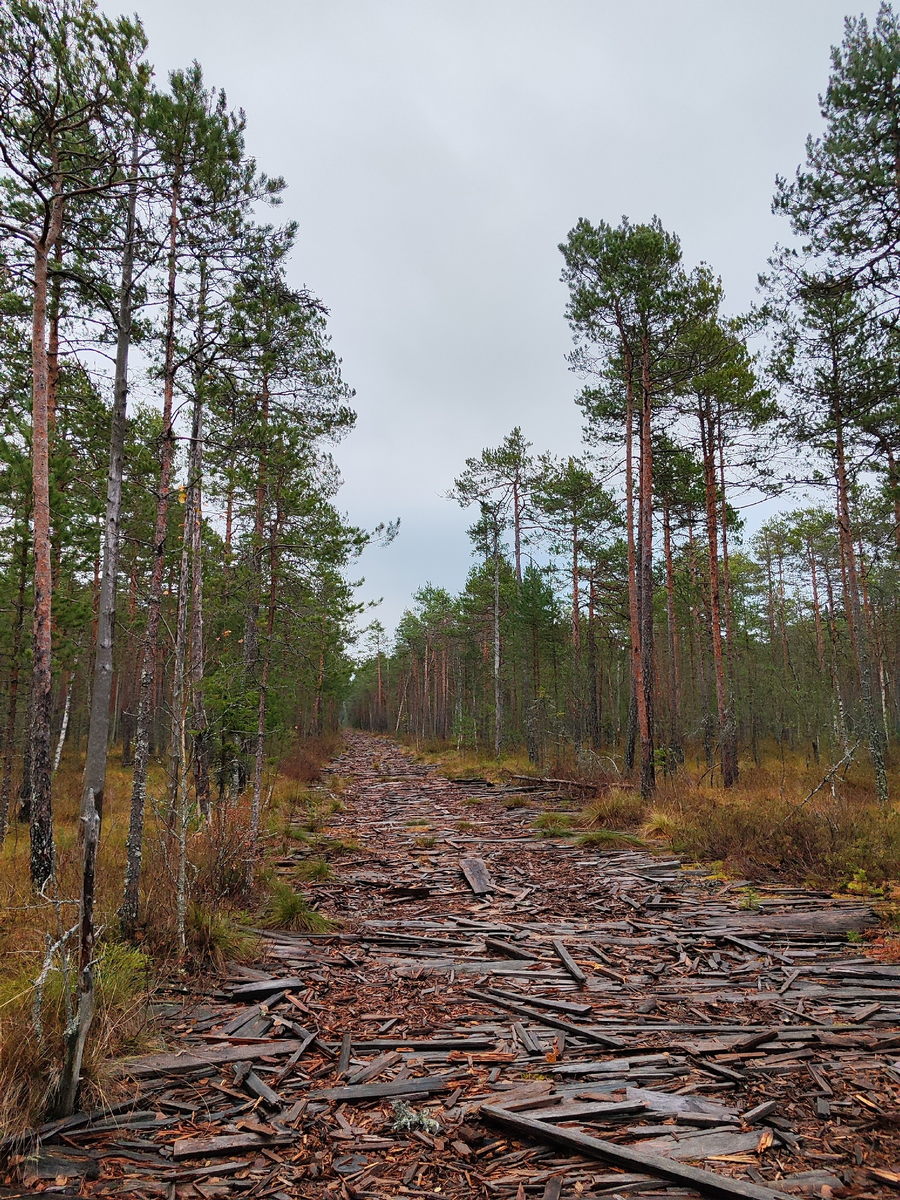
[{"xmin": 349, "ymin": 3, "xmax": 900, "ymax": 805}]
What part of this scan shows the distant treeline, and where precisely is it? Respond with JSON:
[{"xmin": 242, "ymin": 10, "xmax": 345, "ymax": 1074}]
[{"xmin": 350, "ymin": 7, "xmax": 900, "ymax": 802}]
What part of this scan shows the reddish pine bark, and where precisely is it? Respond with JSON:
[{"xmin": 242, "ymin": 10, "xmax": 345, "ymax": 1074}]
[{"xmin": 29, "ymin": 190, "xmax": 65, "ymax": 891}]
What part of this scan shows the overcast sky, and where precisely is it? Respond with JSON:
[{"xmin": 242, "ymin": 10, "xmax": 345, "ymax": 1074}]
[{"xmin": 107, "ymin": 0, "xmax": 877, "ymax": 634}]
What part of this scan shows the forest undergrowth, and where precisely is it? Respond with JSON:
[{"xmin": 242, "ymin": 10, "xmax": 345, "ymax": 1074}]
[
  {"xmin": 413, "ymin": 736, "xmax": 900, "ymax": 898},
  {"xmin": 0, "ymin": 733, "xmax": 340, "ymax": 1138}
]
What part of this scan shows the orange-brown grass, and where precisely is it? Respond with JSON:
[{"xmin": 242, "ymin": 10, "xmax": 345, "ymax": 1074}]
[
  {"xmin": 417, "ymin": 736, "xmax": 900, "ymax": 888},
  {"xmin": 0, "ymin": 753, "xmax": 164, "ymax": 1134},
  {"xmin": 586, "ymin": 749, "xmax": 900, "ymax": 889},
  {"xmin": 581, "ymin": 786, "xmax": 645, "ymax": 830},
  {"xmin": 278, "ymin": 731, "xmax": 343, "ymax": 784},
  {"xmin": 0, "ymin": 731, "xmax": 342, "ymax": 1135}
]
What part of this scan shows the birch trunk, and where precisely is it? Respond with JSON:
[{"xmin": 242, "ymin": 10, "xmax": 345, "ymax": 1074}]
[{"xmin": 52, "ymin": 676, "xmax": 72, "ymax": 774}]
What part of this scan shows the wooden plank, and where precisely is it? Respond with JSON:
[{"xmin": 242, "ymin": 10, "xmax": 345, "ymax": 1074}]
[
  {"xmin": 465, "ymin": 988, "xmax": 623, "ymax": 1047},
  {"xmin": 552, "ymin": 939, "xmax": 587, "ymax": 986},
  {"xmin": 337, "ymin": 1032, "xmax": 352, "ymax": 1077},
  {"xmin": 117, "ymin": 1037, "xmax": 313, "ymax": 1079},
  {"xmin": 709, "ymin": 907, "xmax": 877, "ymax": 934},
  {"xmin": 229, "ymin": 978, "xmax": 306, "ymax": 1000},
  {"xmin": 345, "ymin": 1050, "xmax": 403, "ymax": 1085},
  {"xmin": 173, "ymin": 1132, "xmax": 290, "ymax": 1160},
  {"xmin": 483, "ymin": 984, "xmax": 592, "ymax": 1016},
  {"xmin": 512, "ymin": 1021, "xmax": 543, "ymax": 1054},
  {"xmin": 631, "ymin": 1130, "xmax": 765, "ymax": 1159},
  {"xmin": 459, "ymin": 857, "xmax": 495, "ymax": 894},
  {"xmin": 484, "ymin": 936, "xmax": 537, "ymax": 961},
  {"xmin": 322, "ymin": 1036, "xmax": 494, "ymax": 1051},
  {"xmin": 481, "ymin": 1105, "xmax": 792, "ymax": 1200},
  {"xmin": 243, "ymin": 1069, "xmax": 283, "ymax": 1109},
  {"xmin": 526, "ymin": 1100, "xmax": 646, "ymax": 1122},
  {"xmin": 310, "ymin": 1075, "xmax": 451, "ymax": 1102}
]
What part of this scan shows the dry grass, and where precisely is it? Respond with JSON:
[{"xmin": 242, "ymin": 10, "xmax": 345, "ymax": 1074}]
[
  {"xmin": 580, "ymin": 786, "xmax": 645, "ymax": 830},
  {"xmin": 259, "ymin": 882, "xmax": 334, "ymax": 932},
  {"xmin": 409, "ymin": 740, "xmax": 534, "ymax": 783},
  {"xmin": 0, "ymin": 730, "xmax": 342, "ymax": 1136},
  {"xmin": 418, "ymin": 736, "xmax": 900, "ymax": 890}
]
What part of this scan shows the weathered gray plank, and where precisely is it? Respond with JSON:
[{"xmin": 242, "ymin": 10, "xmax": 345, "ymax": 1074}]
[{"xmin": 481, "ymin": 1105, "xmax": 792, "ymax": 1200}]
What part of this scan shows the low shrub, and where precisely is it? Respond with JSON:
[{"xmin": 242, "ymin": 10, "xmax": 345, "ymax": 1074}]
[{"xmin": 0, "ymin": 941, "xmax": 153, "ymax": 1136}]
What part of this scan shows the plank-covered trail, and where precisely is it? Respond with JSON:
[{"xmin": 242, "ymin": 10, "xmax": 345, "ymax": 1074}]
[{"xmin": 20, "ymin": 732, "xmax": 900, "ymax": 1199}]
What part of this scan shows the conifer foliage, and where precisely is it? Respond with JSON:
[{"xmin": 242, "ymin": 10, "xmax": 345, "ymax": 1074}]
[
  {"xmin": 351, "ymin": 9, "xmax": 900, "ymax": 806},
  {"xmin": 0, "ymin": 2, "xmax": 368, "ymax": 910}
]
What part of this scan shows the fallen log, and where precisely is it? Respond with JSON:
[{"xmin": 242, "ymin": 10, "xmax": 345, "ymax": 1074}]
[
  {"xmin": 510, "ymin": 774, "xmax": 604, "ymax": 790},
  {"xmin": 706, "ymin": 907, "xmax": 877, "ymax": 934}
]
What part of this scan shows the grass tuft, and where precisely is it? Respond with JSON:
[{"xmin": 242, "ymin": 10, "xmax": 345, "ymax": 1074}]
[
  {"xmin": 580, "ymin": 787, "xmax": 645, "ymax": 830},
  {"xmin": 260, "ymin": 883, "xmax": 334, "ymax": 932},
  {"xmin": 640, "ymin": 809, "xmax": 679, "ymax": 840},
  {"xmin": 533, "ymin": 812, "xmax": 575, "ymax": 838},
  {"xmin": 317, "ymin": 836, "xmax": 362, "ymax": 856},
  {"xmin": 185, "ymin": 903, "xmax": 258, "ymax": 971},
  {"xmin": 293, "ymin": 858, "xmax": 334, "ymax": 882}
]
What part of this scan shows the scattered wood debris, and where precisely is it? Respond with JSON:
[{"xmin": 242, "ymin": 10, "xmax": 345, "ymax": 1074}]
[{"xmin": 7, "ymin": 732, "xmax": 900, "ymax": 1199}]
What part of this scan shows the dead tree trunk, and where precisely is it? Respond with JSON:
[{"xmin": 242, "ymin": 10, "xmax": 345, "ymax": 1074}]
[{"xmin": 55, "ymin": 786, "xmax": 99, "ymax": 1116}]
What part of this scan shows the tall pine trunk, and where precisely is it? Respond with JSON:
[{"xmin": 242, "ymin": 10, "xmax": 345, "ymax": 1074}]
[
  {"xmin": 493, "ymin": 519, "xmax": 502, "ymax": 758},
  {"xmin": 0, "ymin": 519, "xmax": 29, "ymax": 842},
  {"xmin": 834, "ymin": 410, "xmax": 888, "ymax": 803},
  {"xmin": 120, "ymin": 177, "xmax": 180, "ymax": 935},
  {"xmin": 80, "ymin": 149, "xmax": 138, "ymax": 824},
  {"xmin": 700, "ymin": 397, "xmax": 737, "ymax": 787},
  {"xmin": 637, "ymin": 339, "xmax": 655, "ymax": 796},
  {"xmin": 189, "ymin": 395, "xmax": 210, "ymax": 817},
  {"xmin": 29, "ymin": 190, "xmax": 65, "ymax": 891},
  {"xmin": 250, "ymin": 515, "xmax": 280, "ymax": 858},
  {"xmin": 662, "ymin": 503, "xmax": 681, "ymax": 761}
]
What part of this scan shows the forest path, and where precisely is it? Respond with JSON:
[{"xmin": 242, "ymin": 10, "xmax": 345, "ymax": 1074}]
[{"xmin": 29, "ymin": 732, "xmax": 900, "ymax": 1199}]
